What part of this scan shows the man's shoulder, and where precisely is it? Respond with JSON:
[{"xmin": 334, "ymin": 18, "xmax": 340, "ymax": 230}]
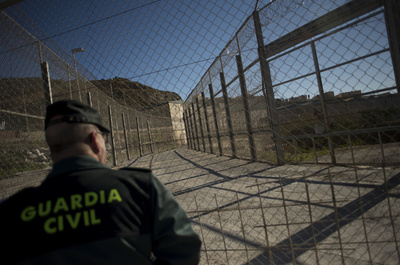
[
  {"xmin": 114, "ymin": 167, "xmax": 154, "ymax": 182},
  {"xmin": 118, "ymin": 167, "xmax": 152, "ymax": 173},
  {"xmin": 0, "ymin": 187, "xmax": 37, "ymax": 209}
]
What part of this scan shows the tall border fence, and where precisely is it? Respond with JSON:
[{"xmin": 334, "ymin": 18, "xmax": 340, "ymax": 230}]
[
  {"xmin": 184, "ymin": 0, "xmax": 400, "ymax": 167},
  {"xmin": 179, "ymin": 1, "xmax": 400, "ymax": 263},
  {"xmin": 1, "ymin": 0, "xmax": 400, "ymax": 264},
  {"xmin": 0, "ymin": 11, "xmax": 184, "ymax": 180}
]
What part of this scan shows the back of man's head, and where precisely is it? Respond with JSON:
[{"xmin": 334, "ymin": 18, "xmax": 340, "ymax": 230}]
[
  {"xmin": 44, "ymin": 100, "xmax": 109, "ymax": 163},
  {"xmin": 45, "ymin": 100, "xmax": 109, "ymax": 133},
  {"xmin": 45, "ymin": 122, "xmax": 96, "ymax": 155}
]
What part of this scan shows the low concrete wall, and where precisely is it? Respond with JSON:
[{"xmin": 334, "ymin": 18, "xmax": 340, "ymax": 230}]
[{"xmin": 169, "ymin": 101, "xmax": 187, "ymax": 145}]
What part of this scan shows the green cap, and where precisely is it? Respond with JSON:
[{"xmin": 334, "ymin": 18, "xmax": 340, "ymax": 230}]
[{"xmin": 45, "ymin": 100, "xmax": 110, "ymax": 133}]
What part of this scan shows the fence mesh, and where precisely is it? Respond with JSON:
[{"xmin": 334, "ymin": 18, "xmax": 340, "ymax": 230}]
[
  {"xmin": 185, "ymin": 0, "xmax": 400, "ymax": 166},
  {"xmin": 1, "ymin": 0, "xmax": 399, "ymax": 264}
]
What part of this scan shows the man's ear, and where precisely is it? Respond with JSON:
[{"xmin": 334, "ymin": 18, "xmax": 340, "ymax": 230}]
[{"xmin": 89, "ymin": 131, "xmax": 101, "ymax": 154}]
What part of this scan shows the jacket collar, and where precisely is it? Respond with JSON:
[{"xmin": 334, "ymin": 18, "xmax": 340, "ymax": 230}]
[{"xmin": 47, "ymin": 155, "xmax": 110, "ymax": 179}]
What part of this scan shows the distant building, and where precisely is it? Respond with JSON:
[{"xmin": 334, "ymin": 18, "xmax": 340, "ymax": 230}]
[
  {"xmin": 311, "ymin": 91, "xmax": 335, "ymax": 100},
  {"xmin": 290, "ymin": 95, "xmax": 308, "ymax": 103},
  {"xmin": 337, "ymin": 90, "xmax": 362, "ymax": 99}
]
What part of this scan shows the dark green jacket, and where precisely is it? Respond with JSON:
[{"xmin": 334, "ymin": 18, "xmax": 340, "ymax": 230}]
[{"xmin": 0, "ymin": 156, "xmax": 201, "ymax": 264}]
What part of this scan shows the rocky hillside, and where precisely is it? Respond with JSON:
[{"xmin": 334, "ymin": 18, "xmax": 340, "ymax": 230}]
[
  {"xmin": 91, "ymin": 77, "xmax": 181, "ymax": 112},
  {"xmin": 0, "ymin": 77, "xmax": 181, "ymax": 115}
]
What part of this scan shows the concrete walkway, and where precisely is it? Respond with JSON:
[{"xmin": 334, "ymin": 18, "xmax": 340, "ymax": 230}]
[
  {"xmin": 130, "ymin": 148, "xmax": 400, "ymax": 265},
  {"xmin": 2, "ymin": 147, "xmax": 400, "ymax": 264}
]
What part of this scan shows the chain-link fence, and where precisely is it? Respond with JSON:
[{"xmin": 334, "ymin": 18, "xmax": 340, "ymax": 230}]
[
  {"xmin": 182, "ymin": 0, "xmax": 400, "ymax": 263},
  {"xmin": 1, "ymin": 0, "xmax": 400, "ymax": 264},
  {"xmin": 185, "ymin": 0, "xmax": 400, "ymax": 167},
  {"xmin": 0, "ymin": 10, "xmax": 181, "ymax": 179}
]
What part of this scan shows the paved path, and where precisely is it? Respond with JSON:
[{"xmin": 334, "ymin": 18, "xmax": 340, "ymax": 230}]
[
  {"xmin": 131, "ymin": 148, "xmax": 400, "ymax": 265},
  {"xmin": 1, "ymin": 147, "xmax": 400, "ymax": 264}
]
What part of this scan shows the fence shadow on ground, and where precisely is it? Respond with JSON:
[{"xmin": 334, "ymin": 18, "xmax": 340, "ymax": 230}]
[{"xmin": 132, "ymin": 148, "xmax": 400, "ymax": 264}]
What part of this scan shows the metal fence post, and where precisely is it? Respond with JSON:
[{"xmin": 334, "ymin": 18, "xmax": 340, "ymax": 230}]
[
  {"xmin": 220, "ymin": 71, "xmax": 236, "ymax": 158},
  {"xmin": 188, "ymin": 107, "xmax": 197, "ymax": 150},
  {"xmin": 311, "ymin": 41, "xmax": 336, "ymax": 164},
  {"xmin": 72, "ymin": 52, "xmax": 82, "ymax": 102},
  {"xmin": 41, "ymin": 61, "xmax": 53, "ymax": 107},
  {"xmin": 108, "ymin": 105, "xmax": 117, "ymax": 166},
  {"xmin": 67, "ymin": 66, "xmax": 73, "ymax": 99},
  {"xmin": 191, "ymin": 102, "xmax": 200, "ymax": 151},
  {"xmin": 183, "ymin": 110, "xmax": 191, "ymax": 149},
  {"xmin": 87, "ymin": 91, "xmax": 92, "ymax": 107},
  {"xmin": 253, "ymin": 11, "xmax": 284, "ymax": 165},
  {"xmin": 236, "ymin": 54, "xmax": 257, "ymax": 161},
  {"xmin": 186, "ymin": 109, "xmax": 194, "ymax": 149},
  {"xmin": 22, "ymin": 86, "xmax": 29, "ymax": 133},
  {"xmin": 126, "ymin": 111, "xmax": 132, "ymax": 152},
  {"xmin": 122, "ymin": 112, "xmax": 130, "ymax": 160},
  {"xmin": 136, "ymin": 116, "xmax": 142, "ymax": 157},
  {"xmin": 209, "ymin": 83, "xmax": 222, "ymax": 156},
  {"xmin": 147, "ymin": 120, "xmax": 154, "ymax": 154},
  {"xmin": 196, "ymin": 96, "xmax": 206, "ymax": 152},
  {"xmin": 201, "ymin": 91, "xmax": 213, "ymax": 154}
]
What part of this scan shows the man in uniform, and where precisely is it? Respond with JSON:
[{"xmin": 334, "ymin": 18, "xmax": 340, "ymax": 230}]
[{"xmin": 0, "ymin": 100, "xmax": 201, "ymax": 264}]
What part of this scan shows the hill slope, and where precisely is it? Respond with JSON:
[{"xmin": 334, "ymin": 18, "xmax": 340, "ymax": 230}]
[
  {"xmin": 0, "ymin": 77, "xmax": 181, "ymax": 116},
  {"xmin": 91, "ymin": 77, "xmax": 181, "ymax": 111}
]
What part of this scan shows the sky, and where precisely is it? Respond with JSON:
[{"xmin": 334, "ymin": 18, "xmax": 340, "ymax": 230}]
[
  {"xmin": 1, "ymin": 0, "xmax": 260, "ymax": 100},
  {"xmin": 0, "ymin": 0, "xmax": 396, "ymax": 102}
]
